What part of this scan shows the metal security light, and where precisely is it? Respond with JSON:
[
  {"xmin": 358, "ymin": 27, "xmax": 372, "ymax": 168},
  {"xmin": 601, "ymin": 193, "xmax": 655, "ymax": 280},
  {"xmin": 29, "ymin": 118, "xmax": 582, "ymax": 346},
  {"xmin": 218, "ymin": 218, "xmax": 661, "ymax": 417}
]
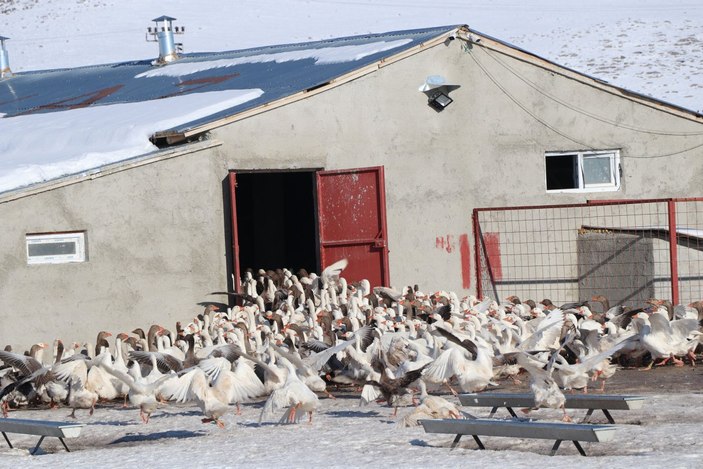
[
  {"xmin": 419, "ymin": 75, "xmax": 459, "ymax": 112},
  {"xmin": 428, "ymin": 90, "xmax": 453, "ymax": 111}
]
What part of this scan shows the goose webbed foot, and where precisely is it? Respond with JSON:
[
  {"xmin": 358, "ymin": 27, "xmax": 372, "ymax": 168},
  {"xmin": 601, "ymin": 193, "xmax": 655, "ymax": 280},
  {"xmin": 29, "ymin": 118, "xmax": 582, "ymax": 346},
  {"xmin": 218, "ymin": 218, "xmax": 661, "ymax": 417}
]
[
  {"xmin": 638, "ymin": 361, "xmax": 654, "ymax": 371},
  {"xmin": 201, "ymin": 417, "xmax": 225, "ymax": 428},
  {"xmin": 561, "ymin": 409, "xmax": 572, "ymax": 423},
  {"xmin": 655, "ymin": 357, "xmax": 671, "ymax": 367},
  {"xmin": 687, "ymin": 351, "xmax": 697, "ymax": 367}
]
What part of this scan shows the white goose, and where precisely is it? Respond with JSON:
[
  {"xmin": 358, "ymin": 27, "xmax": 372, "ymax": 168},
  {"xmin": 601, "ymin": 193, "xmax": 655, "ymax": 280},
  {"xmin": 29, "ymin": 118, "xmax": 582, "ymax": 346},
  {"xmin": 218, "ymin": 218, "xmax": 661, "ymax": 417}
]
[
  {"xmin": 259, "ymin": 357, "xmax": 319, "ymax": 424},
  {"xmin": 421, "ymin": 327, "xmax": 495, "ymax": 394},
  {"xmin": 633, "ymin": 310, "xmax": 700, "ymax": 369},
  {"xmin": 516, "ymin": 351, "xmax": 571, "ymax": 422},
  {"xmin": 96, "ymin": 354, "xmax": 175, "ymax": 423},
  {"xmin": 161, "ymin": 357, "xmax": 234, "ymax": 428}
]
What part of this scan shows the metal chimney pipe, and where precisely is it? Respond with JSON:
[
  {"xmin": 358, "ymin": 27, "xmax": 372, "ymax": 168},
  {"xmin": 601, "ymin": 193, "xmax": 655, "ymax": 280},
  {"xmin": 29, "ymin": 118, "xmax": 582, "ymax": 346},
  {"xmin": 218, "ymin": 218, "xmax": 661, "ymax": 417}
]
[
  {"xmin": 0, "ymin": 36, "xmax": 11, "ymax": 78},
  {"xmin": 151, "ymin": 16, "xmax": 179, "ymax": 64}
]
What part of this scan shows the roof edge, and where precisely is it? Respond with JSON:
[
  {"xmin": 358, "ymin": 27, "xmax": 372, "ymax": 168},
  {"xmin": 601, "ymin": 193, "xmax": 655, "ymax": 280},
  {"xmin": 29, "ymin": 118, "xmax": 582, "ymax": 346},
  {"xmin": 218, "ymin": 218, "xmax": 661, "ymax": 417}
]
[
  {"xmin": 461, "ymin": 27, "xmax": 703, "ymax": 124},
  {"xmin": 0, "ymin": 139, "xmax": 222, "ymax": 204},
  {"xmin": 153, "ymin": 26, "xmax": 463, "ymax": 141}
]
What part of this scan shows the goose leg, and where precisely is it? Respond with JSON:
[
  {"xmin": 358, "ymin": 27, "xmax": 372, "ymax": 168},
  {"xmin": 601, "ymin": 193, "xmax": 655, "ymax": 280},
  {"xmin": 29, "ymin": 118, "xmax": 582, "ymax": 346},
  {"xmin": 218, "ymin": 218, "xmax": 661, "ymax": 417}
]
[
  {"xmin": 687, "ymin": 350, "xmax": 697, "ymax": 366},
  {"xmin": 288, "ymin": 404, "xmax": 297, "ymax": 423},
  {"xmin": 655, "ymin": 356, "xmax": 671, "ymax": 366},
  {"xmin": 444, "ymin": 381, "xmax": 458, "ymax": 396},
  {"xmin": 561, "ymin": 407, "xmax": 572, "ymax": 423},
  {"xmin": 639, "ymin": 360, "xmax": 654, "ymax": 371}
]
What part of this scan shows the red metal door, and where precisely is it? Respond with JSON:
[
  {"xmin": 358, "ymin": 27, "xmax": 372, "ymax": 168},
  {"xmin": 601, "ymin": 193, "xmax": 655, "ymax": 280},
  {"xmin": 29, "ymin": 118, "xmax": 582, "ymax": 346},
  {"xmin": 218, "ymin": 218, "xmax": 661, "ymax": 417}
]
[
  {"xmin": 316, "ymin": 166, "xmax": 390, "ymax": 287},
  {"xmin": 227, "ymin": 172, "xmax": 241, "ymax": 293}
]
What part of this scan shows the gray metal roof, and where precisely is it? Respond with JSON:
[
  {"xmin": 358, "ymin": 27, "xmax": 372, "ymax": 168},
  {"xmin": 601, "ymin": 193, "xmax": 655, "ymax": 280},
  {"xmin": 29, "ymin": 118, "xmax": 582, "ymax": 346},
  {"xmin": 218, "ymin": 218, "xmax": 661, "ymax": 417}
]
[{"xmin": 0, "ymin": 26, "xmax": 458, "ymax": 136}]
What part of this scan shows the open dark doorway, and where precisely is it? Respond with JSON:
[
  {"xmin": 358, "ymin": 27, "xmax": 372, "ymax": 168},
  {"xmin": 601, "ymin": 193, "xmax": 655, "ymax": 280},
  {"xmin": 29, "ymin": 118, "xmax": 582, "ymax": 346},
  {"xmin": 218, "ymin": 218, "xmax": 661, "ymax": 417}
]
[{"xmin": 234, "ymin": 171, "xmax": 319, "ymax": 278}]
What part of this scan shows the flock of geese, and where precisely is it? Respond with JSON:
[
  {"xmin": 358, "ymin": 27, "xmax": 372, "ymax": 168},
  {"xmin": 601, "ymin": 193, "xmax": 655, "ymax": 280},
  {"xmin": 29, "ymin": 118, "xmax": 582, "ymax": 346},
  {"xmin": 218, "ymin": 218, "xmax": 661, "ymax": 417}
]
[{"xmin": 1, "ymin": 259, "xmax": 702, "ymax": 428}]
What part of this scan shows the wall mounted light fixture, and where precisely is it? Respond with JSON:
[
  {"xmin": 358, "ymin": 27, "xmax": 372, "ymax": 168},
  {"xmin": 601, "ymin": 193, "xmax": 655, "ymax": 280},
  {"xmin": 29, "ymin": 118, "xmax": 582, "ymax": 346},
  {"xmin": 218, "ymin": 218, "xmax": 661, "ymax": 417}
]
[
  {"xmin": 428, "ymin": 91, "xmax": 453, "ymax": 111},
  {"xmin": 419, "ymin": 75, "xmax": 460, "ymax": 112}
]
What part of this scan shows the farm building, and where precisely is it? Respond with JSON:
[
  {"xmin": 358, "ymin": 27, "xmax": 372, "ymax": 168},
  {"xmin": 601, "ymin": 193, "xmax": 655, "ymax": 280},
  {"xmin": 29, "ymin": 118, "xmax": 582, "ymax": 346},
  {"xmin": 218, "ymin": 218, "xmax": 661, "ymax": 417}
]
[{"xmin": 1, "ymin": 20, "xmax": 703, "ymax": 348}]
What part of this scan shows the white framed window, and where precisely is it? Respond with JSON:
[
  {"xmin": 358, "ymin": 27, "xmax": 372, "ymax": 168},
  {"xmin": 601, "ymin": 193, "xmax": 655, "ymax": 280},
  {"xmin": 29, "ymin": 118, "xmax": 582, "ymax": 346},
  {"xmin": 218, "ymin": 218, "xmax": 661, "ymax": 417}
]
[
  {"xmin": 26, "ymin": 232, "xmax": 86, "ymax": 265},
  {"xmin": 545, "ymin": 149, "xmax": 621, "ymax": 193}
]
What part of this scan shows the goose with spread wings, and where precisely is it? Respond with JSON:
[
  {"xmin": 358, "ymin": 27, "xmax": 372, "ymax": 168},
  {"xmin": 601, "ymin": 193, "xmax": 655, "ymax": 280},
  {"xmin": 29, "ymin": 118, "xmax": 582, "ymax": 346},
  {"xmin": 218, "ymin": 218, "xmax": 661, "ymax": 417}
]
[
  {"xmin": 516, "ymin": 351, "xmax": 572, "ymax": 422},
  {"xmin": 95, "ymin": 353, "xmax": 175, "ymax": 423},
  {"xmin": 420, "ymin": 326, "xmax": 495, "ymax": 394},
  {"xmin": 160, "ymin": 356, "xmax": 263, "ymax": 428},
  {"xmin": 362, "ymin": 364, "xmax": 427, "ymax": 417},
  {"xmin": 259, "ymin": 357, "xmax": 319, "ymax": 424}
]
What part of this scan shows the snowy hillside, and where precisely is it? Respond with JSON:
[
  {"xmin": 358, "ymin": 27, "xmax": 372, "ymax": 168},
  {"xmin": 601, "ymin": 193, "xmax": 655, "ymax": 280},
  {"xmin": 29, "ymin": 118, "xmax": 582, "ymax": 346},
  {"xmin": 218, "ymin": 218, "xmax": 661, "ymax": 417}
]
[{"xmin": 0, "ymin": 0, "xmax": 702, "ymax": 113}]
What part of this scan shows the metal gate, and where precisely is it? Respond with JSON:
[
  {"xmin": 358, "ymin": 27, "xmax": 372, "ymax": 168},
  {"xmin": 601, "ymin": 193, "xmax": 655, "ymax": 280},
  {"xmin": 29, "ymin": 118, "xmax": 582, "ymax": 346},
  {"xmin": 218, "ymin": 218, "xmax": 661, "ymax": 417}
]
[
  {"xmin": 473, "ymin": 198, "xmax": 703, "ymax": 310},
  {"xmin": 316, "ymin": 166, "xmax": 390, "ymax": 287}
]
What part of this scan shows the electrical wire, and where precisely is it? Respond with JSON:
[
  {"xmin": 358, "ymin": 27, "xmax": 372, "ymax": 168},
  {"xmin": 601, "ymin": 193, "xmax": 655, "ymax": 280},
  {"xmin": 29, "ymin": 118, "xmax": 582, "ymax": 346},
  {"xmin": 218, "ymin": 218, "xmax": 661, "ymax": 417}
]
[
  {"xmin": 481, "ymin": 46, "xmax": 703, "ymax": 137},
  {"xmin": 466, "ymin": 43, "xmax": 703, "ymax": 160},
  {"xmin": 466, "ymin": 44, "xmax": 596, "ymax": 149}
]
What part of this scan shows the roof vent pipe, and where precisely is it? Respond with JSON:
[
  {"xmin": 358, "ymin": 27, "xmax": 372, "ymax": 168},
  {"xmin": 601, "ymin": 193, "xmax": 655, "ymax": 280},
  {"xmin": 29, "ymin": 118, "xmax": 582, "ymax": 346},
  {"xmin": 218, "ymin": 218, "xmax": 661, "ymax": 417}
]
[
  {"xmin": 0, "ymin": 36, "xmax": 11, "ymax": 78},
  {"xmin": 146, "ymin": 16, "xmax": 184, "ymax": 65}
]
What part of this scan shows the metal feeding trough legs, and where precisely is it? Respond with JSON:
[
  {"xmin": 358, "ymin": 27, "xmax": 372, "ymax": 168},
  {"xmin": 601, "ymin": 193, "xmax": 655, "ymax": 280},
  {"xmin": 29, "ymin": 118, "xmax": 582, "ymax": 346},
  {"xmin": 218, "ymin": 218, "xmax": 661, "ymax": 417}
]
[
  {"xmin": 458, "ymin": 392, "xmax": 645, "ymax": 424},
  {"xmin": 0, "ymin": 418, "xmax": 84, "ymax": 455},
  {"xmin": 420, "ymin": 418, "xmax": 617, "ymax": 456}
]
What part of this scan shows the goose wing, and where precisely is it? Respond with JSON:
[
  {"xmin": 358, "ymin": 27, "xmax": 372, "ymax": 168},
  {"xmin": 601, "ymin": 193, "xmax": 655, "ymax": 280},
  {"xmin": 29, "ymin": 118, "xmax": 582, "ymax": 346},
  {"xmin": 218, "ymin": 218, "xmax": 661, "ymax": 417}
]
[
  {"xmin": 159, "ymin": 367, "xmax": 207, "ymax": 403},
  {"xmin": 303, "ymin": 325, "xmax": 374, "ymax": 371},
  {"xmin": 519, "ymin": 309, "xmax": 564, "ymax": 351},
  {"xmin": 556, "ymin": 336, "xmax": 634, "ymax": 374},
  {"xmin": 321, "ymin": 258, "xmax": 348, "ymax": 286},
  {"xmin": 0, "ymin": 350, "xmax": 44, "ymax": 376},
  {"xmin": 129, "ymin": 350, "xmax": 183, "ymax": 373},
  {"xmin": 434, "ymin": 326, "xmax": 478, "ymax": 358}
]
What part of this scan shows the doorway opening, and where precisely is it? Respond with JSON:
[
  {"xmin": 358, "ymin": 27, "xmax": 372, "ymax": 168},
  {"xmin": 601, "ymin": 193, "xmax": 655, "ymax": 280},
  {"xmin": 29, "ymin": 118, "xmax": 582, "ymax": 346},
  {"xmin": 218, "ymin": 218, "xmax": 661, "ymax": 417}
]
[{"xmin": 234, "ymin": 171, "xmax": 319, "ymax": 278}]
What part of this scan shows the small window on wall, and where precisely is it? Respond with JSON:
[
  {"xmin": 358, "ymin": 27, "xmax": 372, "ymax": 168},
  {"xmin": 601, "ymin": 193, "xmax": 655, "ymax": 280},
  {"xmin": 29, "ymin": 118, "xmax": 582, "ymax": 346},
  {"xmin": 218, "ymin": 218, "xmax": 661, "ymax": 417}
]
[
  {"xmin": 545, "ymin": 150, "xmax": 620, "ymax": 192},
  {"xmin": 26, "ymin": 232, "xmax": 86, "ymax": 265}
]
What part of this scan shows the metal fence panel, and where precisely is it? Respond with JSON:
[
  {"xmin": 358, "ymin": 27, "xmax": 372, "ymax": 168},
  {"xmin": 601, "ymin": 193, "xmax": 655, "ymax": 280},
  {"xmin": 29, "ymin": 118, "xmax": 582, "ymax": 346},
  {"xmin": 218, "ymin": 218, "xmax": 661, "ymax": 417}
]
[{"xmin": 474, "ymin": 198, "xmax": 703, "ymax": 310}]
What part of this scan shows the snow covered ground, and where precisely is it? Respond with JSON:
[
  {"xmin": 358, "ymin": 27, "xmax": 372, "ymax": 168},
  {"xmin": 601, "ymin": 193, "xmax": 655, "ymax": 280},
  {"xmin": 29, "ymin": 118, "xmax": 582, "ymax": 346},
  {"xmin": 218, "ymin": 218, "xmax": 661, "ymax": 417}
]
[{"xmin": 1, "ymin": 370, "xmax": 702, "ymax": 468}]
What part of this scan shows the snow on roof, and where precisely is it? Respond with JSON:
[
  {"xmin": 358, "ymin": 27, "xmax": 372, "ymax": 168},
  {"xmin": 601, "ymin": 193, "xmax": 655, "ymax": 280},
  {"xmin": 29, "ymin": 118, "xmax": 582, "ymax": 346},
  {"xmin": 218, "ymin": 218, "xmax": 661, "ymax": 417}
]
[{"xmin": 0, "ymin": 26, "xmax": 455, "ymax": 195}]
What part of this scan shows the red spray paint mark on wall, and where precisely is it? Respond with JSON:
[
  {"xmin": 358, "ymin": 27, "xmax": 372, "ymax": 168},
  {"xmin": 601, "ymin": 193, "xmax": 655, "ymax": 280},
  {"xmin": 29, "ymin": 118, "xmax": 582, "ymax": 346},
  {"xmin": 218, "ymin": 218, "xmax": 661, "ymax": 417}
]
[
  {"xmin": 484, "ymin": 232, "xmax": 503, "ymax": 281},
  {"xmin": 436, "ymin": 236, "xmax": 445, "ymax": 250},
  {"xmin": 435, "ymin": 235, "xmax": 455, "ymax": 253},
  {"xmin": 459, "ymin": 234, "xmax": 471, "ymax": 289}
]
